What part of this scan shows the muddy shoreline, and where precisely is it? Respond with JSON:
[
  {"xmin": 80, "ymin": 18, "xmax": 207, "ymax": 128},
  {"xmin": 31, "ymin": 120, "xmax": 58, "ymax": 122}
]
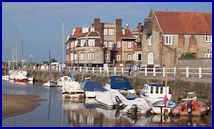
[{"xmin": 3, "ymin": 94, "xmax": 41, "ymax": 118}]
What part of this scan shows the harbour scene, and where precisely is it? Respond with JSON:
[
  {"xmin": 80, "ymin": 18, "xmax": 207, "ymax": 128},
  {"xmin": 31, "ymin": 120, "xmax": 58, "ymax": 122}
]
[{"xmin": 2, "ymin": 2, "xmax": 212, "ymax": 127}]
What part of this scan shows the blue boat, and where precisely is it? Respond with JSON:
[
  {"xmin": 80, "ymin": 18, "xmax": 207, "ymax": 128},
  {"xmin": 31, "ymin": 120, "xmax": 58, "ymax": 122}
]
[
  {"xmin": 81, "ymin": 80, "xmax": 107, "ymax": 98},
  {"xmin": 109, "ymin": 76, "xmax": 133, "ymax": 90}
]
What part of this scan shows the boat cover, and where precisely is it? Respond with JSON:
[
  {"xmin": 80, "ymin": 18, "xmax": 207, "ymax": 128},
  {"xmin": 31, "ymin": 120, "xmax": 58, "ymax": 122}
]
[
  {"xmin": 82, "ymin": 80, "xmax": 107, "ymax": 91},
  {"xmin": 110, "ymin": 76, "xmax": 133, "ymax": 90}
]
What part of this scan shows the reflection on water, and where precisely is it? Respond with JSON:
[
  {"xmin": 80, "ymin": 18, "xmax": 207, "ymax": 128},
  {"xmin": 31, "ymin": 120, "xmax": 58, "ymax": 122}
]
[{"xmin": 2, "ymin": 81, "xmax": 211, "ymax": 127}]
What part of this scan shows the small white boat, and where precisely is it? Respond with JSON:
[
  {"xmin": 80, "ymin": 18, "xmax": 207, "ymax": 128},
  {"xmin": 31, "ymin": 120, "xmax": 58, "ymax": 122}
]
[
  {"xmin": 61, "ymin": 79, "xmax": 85, "ymax": 100},
  {"xmin": 43, "ymin": 80, "xmax": 57, "ymax": 87},
  {"xmin": 57, "ymin": 76, "xmax": 73, "ymax": 87},
  {"xmin": 140, "ymin": 83, "xmax": 172, "ymax": 104},
  {"xmin": 95, "ymin": 84, "xmax": 152, "ymax": 115},
  {"xmin": 2, "ymin": 75, "xmax": 9, "ymax": 80},
  {"xmin": 8, "ymin": 70, "xmax": 33, "ymax": 83}
]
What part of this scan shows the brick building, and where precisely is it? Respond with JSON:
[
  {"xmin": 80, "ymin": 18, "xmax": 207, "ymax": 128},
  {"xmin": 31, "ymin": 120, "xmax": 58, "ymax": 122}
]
[{"xmin": 143, "ymin": 11, "xmax": 212, "ymax": 67}]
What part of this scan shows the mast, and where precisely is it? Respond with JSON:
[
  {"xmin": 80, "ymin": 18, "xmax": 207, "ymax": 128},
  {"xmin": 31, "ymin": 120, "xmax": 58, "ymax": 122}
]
[{"xmin": 62, "ymin": 22, "xmax": 65, "ymax": 73}]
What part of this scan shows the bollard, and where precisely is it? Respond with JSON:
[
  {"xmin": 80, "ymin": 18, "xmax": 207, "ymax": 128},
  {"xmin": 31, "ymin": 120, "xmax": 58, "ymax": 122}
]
[
  {"xmin": 79, "ymin": 67, "xmax": 82, "ymax": 72},
  {"xmin": 92, "ymin": 67, "xmax": 95, "ymax": 74},
  {"xmin": 85, "ymin": 67, "xmax": 88, "ymax": 73},
  {"xmin": 114, "ymin": 67, "xmax": 117, "ymax": 75},
  {"xmin": 163, "ymin": 67, "xmax": 166, "ymax": 77},
  {"xmin": 186, "ymin": 67, "xmax": 189, "ymax": 78},
  {"xmin": 99, "ymin": 67, "xmax": 102, "ymax": 74},
  {"xmin": 121, "ymin": 67, "xmax": 124, "ymax": 75},
  {"xmin": 198, "ymin": 67, "xmax": 202, "ymax": 79},
  {"xmin": 174, "ymin": 67, "xmax": 176, "ymax": 78},
  {"xmin": 153, "ymin": 67, "xmax": 156, "ymax": 76},
  {"xmin": 145, "ymin": 67, "xmax": 147, "ymax": 76}
]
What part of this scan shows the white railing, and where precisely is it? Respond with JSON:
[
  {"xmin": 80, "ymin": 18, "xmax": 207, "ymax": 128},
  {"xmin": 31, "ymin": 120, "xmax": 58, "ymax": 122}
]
[{"xmin": 23, "ymin": 66, "xmax": 212, "ymax": 79}]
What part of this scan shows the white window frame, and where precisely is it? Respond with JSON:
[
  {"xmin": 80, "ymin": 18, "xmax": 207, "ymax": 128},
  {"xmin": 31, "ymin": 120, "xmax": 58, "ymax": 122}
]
[
  {"xmin": 117, "ymin": 41, "xmax": 121, "ymax": 48},
  {"xmin": 204, "ymin": 35, "xmax": 212, "ymax": 43},
  {"xmin": 108, "ymin": 41, "xmax": 113, "ymax": 48},
  {"xmin": 104, "ymin": 29, "xmax": 108, "ymax": 36},
  {"xmin": 117, "ymin": 55, "xmax": 121, "ymax": 61},
  {"xmin": 106, "ymin": 54, "xmax": 110, "ymax": 60},
  {"xmin": 88, "ymin": 39, "xmax": 95, "ymax": 47},
  {"xmin": 109, "ymin": 29, "xmax": 115, "ymax": 35},
  {"xmin": 163, "ymin": 35, "xmax": 174, "ymax": 45},
  {"xmin": 80, "ymin": 54, "xmax": 84, "ymax": 60},
  {"xmin": 91, "ymin": 53, "xmax": 95, "ymax": 60},
  {"xmin": 128, "ymin": 41, "xmax": 132, "ymax": 49},
  {"xmin": 138, "ymin": 53, "xmax": 142, "ymax": 61},
  {"xmin": 127, "ymin": 54, "xmax": 132, "ymax": 61},
  {"xmin": 80, "ymin": 39, "xmax": 86, "ymax": 47}
]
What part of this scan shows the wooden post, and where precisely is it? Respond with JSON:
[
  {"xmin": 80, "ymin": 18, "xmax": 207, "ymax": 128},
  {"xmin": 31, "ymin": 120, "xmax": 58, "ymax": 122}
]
[
  {"xmin": 145, "ymin": 66, "xmax": 147, "ymax": 76},
  {"xmin": 199, "ymin": 67, "xmax": 202, "ymax": 79},
  {"xmin": 106, "ymin": 66, "xmax": 109, "ymax": 76},
  {"xmin": 121, "ymin": 67, "xmax": 124, "ymax": 75},
  {"xmin": 85, "ymin": 67, "xmax": 88, "ymax": 73},
  {"xmin": 114, "ymin": 67, "xmax": 117, "ymax": 75},
  {"xmin": 99, "ymin": 67, "xmax": 102, "ymax": 74},
  {"xmin": 79, "ymin": 67, "xmax": 82, "ymax": 72},
  {"xmin": 186, "ymin": 67, "xmax": 189, "ymax": 78},
  {"xmin": 153, "ymin": 67, "xmax": 156, "ymax": 76},
  {"xmin": 92, "ymin": 67, "xmax": 95, "ymax": 74},
  {"xmin": 174, "ymin": 67, "xmax": 176, "ymax": 78},
  {"xmin": 163, "ymin": 67, "xmax": 166, "ymax": 77}
]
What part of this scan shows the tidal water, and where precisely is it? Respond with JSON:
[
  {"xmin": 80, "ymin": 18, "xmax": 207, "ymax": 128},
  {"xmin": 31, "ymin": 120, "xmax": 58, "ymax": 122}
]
[{"xmin": 2, "ymin": 81, "xmax": 211, "ymax": 127}]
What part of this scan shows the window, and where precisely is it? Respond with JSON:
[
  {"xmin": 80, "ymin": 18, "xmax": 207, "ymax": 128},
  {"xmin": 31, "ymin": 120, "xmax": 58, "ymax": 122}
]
[
  {"xmin": 204, "ymin": 35, "xmax": 212, "ymax": 42},
  {"xmin": 108, "ymin": 41, "xmax": 113, "ymax": 48},
  {"xmin": 163, "ymin": 35, "xmax": 174, "ymax": 45},
  {"xmin": 104, "ymin": 29, "xmax": 108, "ymax": 36},
  {"xmin": 80, "ymin": 39, "xmax": 86, "ymax": 47},
  {"xmin": 148, "ymin": 36, "xmax": 152, "ymax": 46},
  {"xmin": 87, "ymin": 53, "xmax": 90, "ymax": 60},
  {"xmin": 88, "ymin": 39, "xmax": 95, "ymax": 47},
  {"xmin": 127, "ymin": 54, "xmax": 132, "ymax": 61},
  {"xmin": 117, "ymin": 55, "xmax": 121, "ymax": 61},
  {"xmin": 104, "ymin": 41, "xmax": 108, "ymax": 48},
  {"xmin": 91, "ymin": 53, "xmax": 95, "ymax": 60},
  {"xmin": 109, "ymin": 29, "xmax": 115, "ymax": 35},
  {"xmin": 138, "ymin": 53, "xmax": 142, "ymax": 61},
  {"xmin": 204, "ymin": 49, "xmax": 212, "ymax": 58},
  {"xmin": 128, "ymin": 42, "xmax": 132, "ymax": 48},
  {"xmin": 75, "ymin": 40, "xmax": 78, "ymax": 47},
  {"xmin": 74, "ymin": 54, "xmax": 77, "ymax": 60},
  {"xmin": 80, "ymin": 54, "xmax": 84, "ymax": 60},
  {"xmin": 106, "ymin": 54, "xmax": 110, "ymax": 60},
  {"xmin": 117, "ymin": 41, "xmax": 121, "ymax": 48}
]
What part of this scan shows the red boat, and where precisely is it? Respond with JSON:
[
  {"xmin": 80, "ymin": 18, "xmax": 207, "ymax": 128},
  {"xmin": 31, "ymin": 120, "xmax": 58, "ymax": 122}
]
[{"xmin": 172, "ymin": 100, "xmax": 209, "ymax": 116}]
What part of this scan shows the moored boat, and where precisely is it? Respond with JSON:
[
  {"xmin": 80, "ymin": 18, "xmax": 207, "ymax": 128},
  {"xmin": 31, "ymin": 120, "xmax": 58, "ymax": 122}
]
[
  {"xmin": 172, "ymin": 92, "xmax": 209, "ymax": 117},
  {"xmin": 140, "ymin": 83, "xmax": 172, "ymax": 104}
]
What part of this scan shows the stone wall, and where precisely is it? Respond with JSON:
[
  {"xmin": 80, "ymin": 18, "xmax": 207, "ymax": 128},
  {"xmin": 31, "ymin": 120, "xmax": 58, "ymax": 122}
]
[{"xmin": 176, "ymin": 59, "xmax": 212, "ymax": 68}]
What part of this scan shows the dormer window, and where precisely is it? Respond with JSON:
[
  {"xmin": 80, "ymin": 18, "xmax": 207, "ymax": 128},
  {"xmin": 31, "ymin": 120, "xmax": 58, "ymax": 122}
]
[
  {"xmin": 163, "ymin": 35, "xmax": 174, "ymax": 45},
  {"xmin": 204, "ymin": 35, "xmax": 212, "ymax": 43}
]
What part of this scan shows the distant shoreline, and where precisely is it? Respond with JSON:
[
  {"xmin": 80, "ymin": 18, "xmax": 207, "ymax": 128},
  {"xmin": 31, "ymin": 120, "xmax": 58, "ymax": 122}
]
[{"xmin": 3, "ymin": 94, "xmax": 41, "ymax": 118}]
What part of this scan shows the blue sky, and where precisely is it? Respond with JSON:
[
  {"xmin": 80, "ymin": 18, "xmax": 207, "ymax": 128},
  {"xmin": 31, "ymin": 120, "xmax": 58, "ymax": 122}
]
[{"xmin": 2, "ymin": 2, "xmax": 212, "ymax": 63}]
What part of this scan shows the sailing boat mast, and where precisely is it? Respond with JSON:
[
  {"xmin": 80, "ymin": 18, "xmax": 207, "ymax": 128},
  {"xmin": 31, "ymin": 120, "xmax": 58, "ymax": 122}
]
[{"xmin": 61, "ymin": 22, "xmax": 65, "ymax": 73}]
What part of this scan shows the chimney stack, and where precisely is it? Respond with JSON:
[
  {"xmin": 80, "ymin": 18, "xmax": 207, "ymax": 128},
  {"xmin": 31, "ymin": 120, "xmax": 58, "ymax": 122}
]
[{"xmin": 115, "ymin": 18, "xmax": 122, "ymax": 42}]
